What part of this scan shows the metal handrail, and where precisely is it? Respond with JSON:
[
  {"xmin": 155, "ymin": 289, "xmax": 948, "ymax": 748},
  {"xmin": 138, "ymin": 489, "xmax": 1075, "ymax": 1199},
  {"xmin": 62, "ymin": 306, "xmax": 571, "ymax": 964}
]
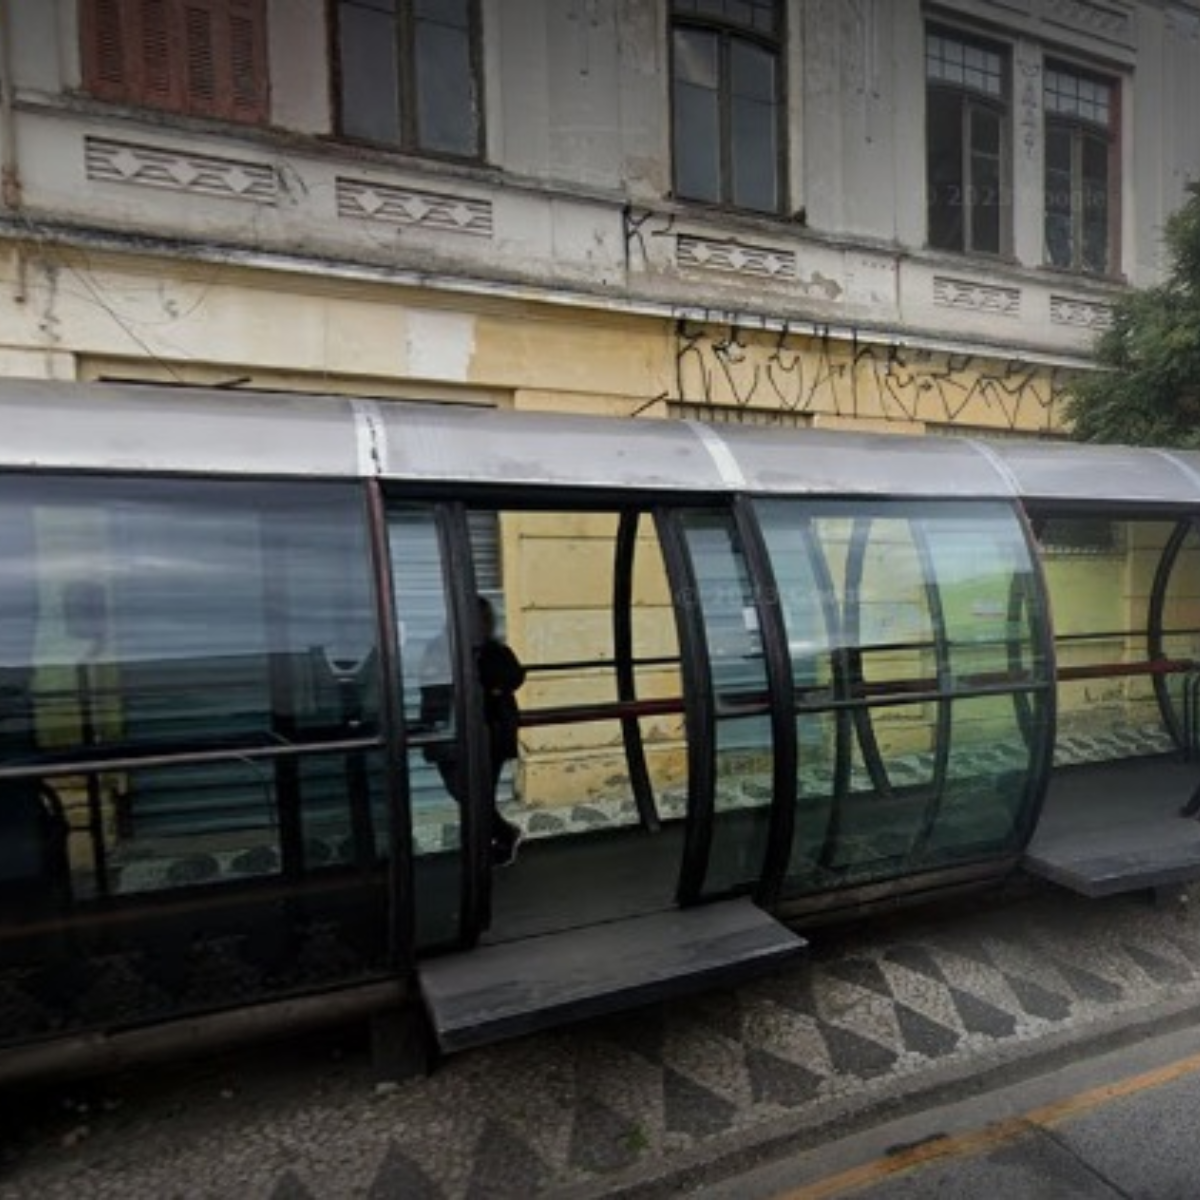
[{"xmin": 0, "ymin": 734, "xmax": 384, "ymax": 784}]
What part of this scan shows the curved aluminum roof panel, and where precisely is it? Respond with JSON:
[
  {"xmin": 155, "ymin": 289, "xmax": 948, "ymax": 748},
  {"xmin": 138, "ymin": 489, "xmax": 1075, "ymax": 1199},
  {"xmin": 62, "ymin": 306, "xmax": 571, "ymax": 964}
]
[
  {"xmin": 377, "ymin": 402, "xmax": 726, "ymax": 492},
  {"xmin": 1, "ymin": 381, "xmax": 1200, "ymax": 509},
  {"xmin": 0, "ymin": 379, "xmax": 362, "ymax": 479},
  {"xmin": 980, "ymin": 439, "xmax": 1200, "ymax": 506},
  {"xmin": 711, "ymin": 424, "xmax": 1015, "ymax": 497}
]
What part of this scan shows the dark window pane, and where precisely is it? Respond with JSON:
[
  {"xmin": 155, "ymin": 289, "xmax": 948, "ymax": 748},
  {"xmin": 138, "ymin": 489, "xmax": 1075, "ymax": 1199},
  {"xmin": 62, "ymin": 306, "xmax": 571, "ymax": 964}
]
[
  {"xmin": 927, "ymin": 90, "xmax": 965, "ymax": 251},
  {"xmin": 414, "ymin": 19, "xmax": 478, "ymax": 155},
  {"xmin": 1082, "ymin": 134, "xmax": 1110, "ymax": 271},
  {"xmin": 970, "ymin": 104, "xmax": 1000, "ymax": 156},
  {"xmin": 674, "ymin": 81, "xmax": 721, "ymax": 201},
  {"xmin": 1082, "ymin": 132, "xmax": 1109, "ymax": 186},
  {"xmin": 730, "ymin": 39, "xmax": 778, "ymax": 211},
  {"xmin": 674, "ymin": 25, "xmax": 718, "ymax": 89},
  {"xmin": 1045, "ymin": 122, "xmax": 1078, "ymax": 267},
  {"xmin": 1045, "ymin": 123, "xmax": 1071, "ymax": 172},
  {"xmin": 415, "ymin": 0, "xmax": 468, "ymax": 26},
  {"xmin": 1083, "ymin": 192, "xmax": 1109, "ymax": 273},
  {"xmin": 1045, "ymin": 166, "xmax": 1072, "ymax": 217},
  {"xmin": 673, "ymin": 28, "xmax": 720, "ymax": 203},
  {"xmin": 1083, "ymin": 215, "xmax": 1109, "ymax": 273},
  {"xmin": 339, "ymin": 4, "xmax": 401, "ymax": 145},
  {"xmin": 927, "ymin": 29, "xmax": 1004, "ymax": 97},
  {"xmin": 970, "ymin": 148, "xmax": 1001, "ymax": 253},
  {"xmin": 732, "ymin": 96, "xmax": 778, "ymax": 211},
  {"xmin": 731, "ymin": 36, "xmax": 775, "ymax": 103},
  {"xmin": 1045, "ymin": 209, "xmax": 1073, "ymax": 267}
]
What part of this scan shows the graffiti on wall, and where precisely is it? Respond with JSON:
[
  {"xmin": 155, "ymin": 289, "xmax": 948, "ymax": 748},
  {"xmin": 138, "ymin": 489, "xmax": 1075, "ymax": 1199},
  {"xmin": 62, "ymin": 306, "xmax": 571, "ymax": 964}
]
[{"xmin": 672, "ymin": 320, "xmax": 1076, "ymax": 432}]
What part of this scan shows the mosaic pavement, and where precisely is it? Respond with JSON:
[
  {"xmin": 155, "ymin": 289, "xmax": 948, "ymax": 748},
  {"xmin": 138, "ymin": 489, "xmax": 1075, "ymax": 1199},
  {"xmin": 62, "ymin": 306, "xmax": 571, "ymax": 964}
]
[{"xmin": 7, "ymin": 882, "xmax": 1200, "ymax": 1198}]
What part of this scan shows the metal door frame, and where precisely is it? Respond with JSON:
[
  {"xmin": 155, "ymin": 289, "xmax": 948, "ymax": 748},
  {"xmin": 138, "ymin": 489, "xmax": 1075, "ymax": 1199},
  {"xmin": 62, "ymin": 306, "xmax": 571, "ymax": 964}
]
[{"xmin": 655, "ymin": 500, "xmax": 797, "ymax": 907}]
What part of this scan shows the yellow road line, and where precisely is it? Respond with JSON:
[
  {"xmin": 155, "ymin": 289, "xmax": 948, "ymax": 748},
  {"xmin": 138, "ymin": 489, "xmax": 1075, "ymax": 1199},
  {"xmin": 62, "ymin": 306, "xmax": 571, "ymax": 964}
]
[{"xmin": 775, "ymin": 1047, "xmax": 1200, "ymax": 1200}]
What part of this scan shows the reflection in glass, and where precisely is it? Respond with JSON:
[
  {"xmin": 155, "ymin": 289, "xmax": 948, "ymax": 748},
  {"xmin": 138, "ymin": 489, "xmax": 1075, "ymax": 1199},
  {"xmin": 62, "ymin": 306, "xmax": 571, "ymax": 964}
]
[
  {"xmin": 679, "ymin": 511, "xmax": 771, "ymax": 897},
  {"xmin": 1042, "ymin": 519, "xmax": 1174, "ymax": 766},
  {"xmin": 755, "ymin": 500, "xmax": 1049, "ymax": 895},
  {"xmin": 338, "ymin": 3, "xmax": 402, "ymax": 145},
  {"xmin": 0, "ymin": 476, "xmax": 381, "ymax": 900},
  {"xmin": 388, "ymin": 508, "xmax": 462, "ymax": 948}
]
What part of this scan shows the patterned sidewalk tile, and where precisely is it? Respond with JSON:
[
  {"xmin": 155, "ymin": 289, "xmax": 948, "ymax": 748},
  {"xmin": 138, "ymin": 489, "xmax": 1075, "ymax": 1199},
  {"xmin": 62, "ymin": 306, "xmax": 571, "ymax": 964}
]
[{"xmin": 5, "ymin": 887, "xmax": 1200, "ymax": 1199}]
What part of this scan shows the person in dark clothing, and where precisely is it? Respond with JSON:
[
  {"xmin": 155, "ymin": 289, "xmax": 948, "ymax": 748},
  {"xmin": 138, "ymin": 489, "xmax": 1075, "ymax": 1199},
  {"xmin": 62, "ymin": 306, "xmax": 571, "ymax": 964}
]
[
  {"xmin": 476, "ymin": 597, "xmax": 525, "ymax": 864},
  {"xmin": 419, "ymin": 597, "xmax": 526, "ymax": 866}
]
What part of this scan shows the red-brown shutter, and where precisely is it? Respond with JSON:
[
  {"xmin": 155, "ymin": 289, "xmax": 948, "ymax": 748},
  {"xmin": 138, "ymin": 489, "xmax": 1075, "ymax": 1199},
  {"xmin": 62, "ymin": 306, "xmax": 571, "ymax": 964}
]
[
  {"xmin": 81, "ymin": 0, "xmax": 269, "ymax": 126},
  {"xmin": 81, "ymin": 0, "xmax": 132, "ymax": 101},
  {"xmin": 137, "ymin": 0, "xmax": 182, "ymax": 111},
  {"xmin": 227, "ymin": 0, "xmax": 269, "ymax": 124},
  {"xmin": 181, "ymin": 0, "xmax": 219, "ymax": 115}
]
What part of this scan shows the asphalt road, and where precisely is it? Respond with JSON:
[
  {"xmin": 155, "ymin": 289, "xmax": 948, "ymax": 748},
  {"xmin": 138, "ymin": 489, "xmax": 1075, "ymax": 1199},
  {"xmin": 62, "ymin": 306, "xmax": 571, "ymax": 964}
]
[{"xmin": 700, "ymin": 1015, "xmax": 1200, "ymax": 1200}]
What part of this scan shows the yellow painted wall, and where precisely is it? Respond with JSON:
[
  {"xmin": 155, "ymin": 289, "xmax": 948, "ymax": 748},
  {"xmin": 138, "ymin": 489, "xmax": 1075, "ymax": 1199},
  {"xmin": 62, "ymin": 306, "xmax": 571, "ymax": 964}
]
[{"xmin": 6, "ymin": 242, "xmax": 1158, "ymax": 820}]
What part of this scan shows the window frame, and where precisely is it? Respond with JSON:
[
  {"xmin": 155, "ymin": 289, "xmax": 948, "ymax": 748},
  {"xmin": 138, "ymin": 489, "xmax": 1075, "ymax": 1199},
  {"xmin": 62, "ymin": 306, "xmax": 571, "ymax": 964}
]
[
  {"xmin": 1042, "ymin": 58, "xmax": 1121, "ymax": 278},
  {"xmin": 331, "ymin": 0, "xmax": 486, "ymax": 164},
  {"xmin": 924, "ymin": 24, "xmax": 1013, "ymax": 260},
  {"xmin": 668, "ymin": 0, "xmax": 787, "ymax": 216}
]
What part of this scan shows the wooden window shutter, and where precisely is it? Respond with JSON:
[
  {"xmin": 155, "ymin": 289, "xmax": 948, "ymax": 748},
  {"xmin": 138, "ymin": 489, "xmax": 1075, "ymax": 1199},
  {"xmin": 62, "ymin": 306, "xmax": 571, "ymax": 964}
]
[
  {"xmin": 82, "ymin": 0, "xmax": 269, "ymax": 126},
  {"xmin": 81, "ymin": 0, "xmax": 134, "ymax": 102},
  {"xmin": 227, "ymin": 0, "xmax": 269, "ymax": 124},
  {"xmin": 181, "ymin": 0, "xmax": 220, "ymax": 115},
  {"xmin": 138, "ymin": 0, "xmax": 182, "ymax": 111}
]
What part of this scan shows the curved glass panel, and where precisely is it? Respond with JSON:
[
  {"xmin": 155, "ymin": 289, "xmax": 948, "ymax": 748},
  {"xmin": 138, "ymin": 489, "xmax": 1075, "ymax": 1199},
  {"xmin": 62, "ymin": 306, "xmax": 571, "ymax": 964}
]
[
  {"xmin": 1039, "ymin": 518, "xmax": 1179, "ymax": 764},
  {"xmin": 1155, "ymin": 522, "xmax": 1200, "ymax": 750},
  {"xmin": 755, "ymin": 499, "xmax": 1050, "ymax": 896},
  {"xmin": 677, "ymin": 511, "xmax": 773, "ymax": 897},
  {"xmin": 0, "ymin": 475, "xmax": 382, "ymax": 904}
]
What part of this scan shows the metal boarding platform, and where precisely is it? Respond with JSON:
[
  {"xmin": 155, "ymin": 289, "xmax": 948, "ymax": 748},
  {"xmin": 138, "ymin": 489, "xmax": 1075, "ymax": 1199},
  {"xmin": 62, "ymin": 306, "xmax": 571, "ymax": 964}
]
[
  {"xmin": 417, "ymin": 898, "xmax": 806, "ymax": 1053},
  {"xmin": 1024, "ymin": 757, "xmax": 1200, "ymax": 897}
]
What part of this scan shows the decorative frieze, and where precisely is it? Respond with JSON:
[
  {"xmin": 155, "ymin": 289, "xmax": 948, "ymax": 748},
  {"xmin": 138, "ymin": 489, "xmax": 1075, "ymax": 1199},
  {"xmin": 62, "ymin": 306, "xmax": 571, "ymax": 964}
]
[
  {"xmin": 85, "ymin": 137, "xmax": 279, "ymax": 203},
  {"xmin": 933, "ymin": 276, "xmax": 1022, "ymax": 317},
  {"xmin": 336, "ymin": 179, "xmax": 493, "ymax": 238},
  {"xmin": 1050, "ymin": 294, "xmax": 1114, "ymax": 329},
  {"xmin": 676, "ymin": 234, "xmax": 797, "ymax": 281},
  {"xmin": 1167, "ymin": 6, "xmax": 1200, "ymax": 40},
  {"xmin": 1043, "ymin": 0, "xmax": 1134, "ymax": 45}
]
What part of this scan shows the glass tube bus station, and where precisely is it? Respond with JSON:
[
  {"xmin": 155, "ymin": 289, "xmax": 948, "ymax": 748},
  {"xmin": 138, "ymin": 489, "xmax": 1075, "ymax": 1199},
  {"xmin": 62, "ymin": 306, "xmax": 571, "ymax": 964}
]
[{"xmin": 3, "ymin": 380, "xmax": 1200, "ymax": 1074}]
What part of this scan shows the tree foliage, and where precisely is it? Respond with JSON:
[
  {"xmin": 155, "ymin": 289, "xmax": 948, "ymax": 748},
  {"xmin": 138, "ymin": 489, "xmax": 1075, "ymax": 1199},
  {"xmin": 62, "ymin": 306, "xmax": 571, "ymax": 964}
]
[{"xmin": 1066, "ymin": 190, "xmax": 1200, "ymax": 447}]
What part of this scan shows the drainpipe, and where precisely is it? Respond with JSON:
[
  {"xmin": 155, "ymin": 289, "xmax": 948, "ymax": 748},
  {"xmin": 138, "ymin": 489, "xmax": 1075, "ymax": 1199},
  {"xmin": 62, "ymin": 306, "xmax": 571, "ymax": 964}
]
[{"xmin": 0, "ymin": 0, "xmax": 22, "ymax": 211}]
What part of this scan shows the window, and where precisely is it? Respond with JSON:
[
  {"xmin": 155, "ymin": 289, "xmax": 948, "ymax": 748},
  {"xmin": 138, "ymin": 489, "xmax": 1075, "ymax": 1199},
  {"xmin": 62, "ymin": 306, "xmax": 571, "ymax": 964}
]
[
  {"xmin": 926, "ymin": 29, "xmax": 1010, "ymax": 256},
  {"xmin": 670, "ymin": 0, "xmax": 783, "ymax": 214},
  {"xmin": 0, "ymin": 475, "xmax": 383, "ymax": 897},
  {"xmin": 80, "ymin": 0, "xmax": 269, "ymax": 125},
  {"xmin": 336, "ymin": 0, "xmax": 482, "ymax": 159},
  {"xmin": 1044, "ymin": 64, "xmax": 1118, "ymax": 274}
]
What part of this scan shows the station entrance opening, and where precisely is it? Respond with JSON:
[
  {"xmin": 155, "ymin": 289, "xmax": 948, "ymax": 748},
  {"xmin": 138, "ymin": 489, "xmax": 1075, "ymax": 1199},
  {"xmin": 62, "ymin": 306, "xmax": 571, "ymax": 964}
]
[
  {"xmin": 1024, "ymin": 513, "xmax": 1200, "ymax": 897},
  {"xmin": 404, "ymin": 493, "xmax": 1053, "ymax": 1049}
]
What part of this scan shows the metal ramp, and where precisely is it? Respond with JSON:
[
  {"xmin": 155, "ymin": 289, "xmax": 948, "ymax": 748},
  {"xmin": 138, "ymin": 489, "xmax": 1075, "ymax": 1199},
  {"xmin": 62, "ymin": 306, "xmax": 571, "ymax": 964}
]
[
  {"xmin": 1024, "ymin": 757, "xmax": 1200, "ymax": 897},
  {"xmin": 417, "ymin": 898, "xmax": 806, "ymax": 1053}
]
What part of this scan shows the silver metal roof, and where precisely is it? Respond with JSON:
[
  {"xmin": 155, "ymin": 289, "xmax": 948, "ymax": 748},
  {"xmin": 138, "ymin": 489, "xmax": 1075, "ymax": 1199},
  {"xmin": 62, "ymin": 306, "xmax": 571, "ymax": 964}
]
[
  {"xmin": 0, "ymin": 379, "xmax": 1197, "ymax": 507},
  {"xmin": 0, "ymin": 379, "xmax": 362, "ymax": 479}
]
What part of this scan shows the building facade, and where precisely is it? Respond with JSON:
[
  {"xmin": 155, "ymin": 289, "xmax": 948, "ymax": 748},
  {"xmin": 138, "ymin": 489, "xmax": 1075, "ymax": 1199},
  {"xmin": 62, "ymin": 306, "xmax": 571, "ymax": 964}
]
[{"xmin": 1, "ymin": 0, "xmax": 1199, "ymax": 813}]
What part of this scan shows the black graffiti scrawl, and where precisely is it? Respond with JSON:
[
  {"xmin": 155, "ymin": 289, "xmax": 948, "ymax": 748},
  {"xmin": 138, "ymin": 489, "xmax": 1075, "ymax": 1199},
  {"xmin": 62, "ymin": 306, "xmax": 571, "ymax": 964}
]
[{"xmin": 673, "ymin": 320, "xmax": 1076, "ymax": 432}]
